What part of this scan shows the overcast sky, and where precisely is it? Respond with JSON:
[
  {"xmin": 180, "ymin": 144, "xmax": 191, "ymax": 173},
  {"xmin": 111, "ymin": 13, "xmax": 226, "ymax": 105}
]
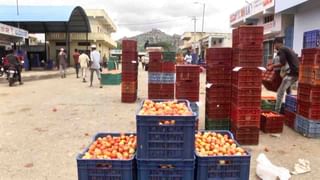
[{"xmin": 0, "ymin": 0, "xmax": 247, "ymax": 40}]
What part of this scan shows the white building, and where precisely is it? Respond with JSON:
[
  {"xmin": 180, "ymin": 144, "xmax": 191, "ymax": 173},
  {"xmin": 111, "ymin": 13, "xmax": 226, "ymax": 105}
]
[{"xmin": 276, "ymin": 0, "xmax": 320, "ymax": 55}]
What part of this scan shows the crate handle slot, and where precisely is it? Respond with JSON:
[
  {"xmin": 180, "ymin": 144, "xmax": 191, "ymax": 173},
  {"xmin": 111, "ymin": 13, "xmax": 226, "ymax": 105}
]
[
  {"xmin": 159, "ymin": 120, "xmax": 176, "ymax": 126},
  {"xmin": 96, "ymin": 163, "xmax": 112, "ymax": 169},
  {"xmin": 159, "ymin": 164, "xmax": 176, "ymax": 169},
  {"xmin": 218, "ymin": 160, "xmax": 232, "ymax": 165}
]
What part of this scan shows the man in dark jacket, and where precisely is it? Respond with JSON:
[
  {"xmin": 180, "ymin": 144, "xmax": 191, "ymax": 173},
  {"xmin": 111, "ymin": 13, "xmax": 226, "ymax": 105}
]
[
  {"xmin": 6, "ymin": 47, "xmax": 23, "ymax": 85},
  {"xmin": 269, "ymin": 37, "xmax": 299, "ymax": 112}
]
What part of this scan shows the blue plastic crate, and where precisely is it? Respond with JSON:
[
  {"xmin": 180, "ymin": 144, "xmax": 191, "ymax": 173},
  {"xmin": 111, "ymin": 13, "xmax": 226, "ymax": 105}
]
[
  {"xmin": 136, "ymin": 99, "xmax": 196, "ymax": 160},
  {"xmin": 196, "ymin": 130, "xmax": 251, "ymax": 180},
  {"xmin": 285, "ymin": 95, "xmax": 297, "ymax": 112},
  {"xmin": 137, "ymin": 158, "xmax": 195, "ymax": 180},
  {"xmin": 190, "ymin": 102, "xmax": 199, "ymax": 118},
  {"xmin": 303, "ymin": 30, "xmax": 320, "ymax": 48},
  {"xmin": 295, "ymin": 115, "xmax": 320, "ymax": 138},
  {"xmin": 148, "ymin": 72, "xmax": 175, "ymax": 84},
  {"xmin": 77, "ymin": 133, "xmax": 136, "ymax": 180}
]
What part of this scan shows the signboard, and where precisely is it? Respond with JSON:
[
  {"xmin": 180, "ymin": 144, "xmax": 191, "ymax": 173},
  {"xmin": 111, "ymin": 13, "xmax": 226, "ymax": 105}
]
[
  {"xmin": 0, "ymin": 23, "xmax": 28, "ymax": 39},
  {"xmin": 230, "ymin": 0, "xmax": 275, "ymax": 24}
]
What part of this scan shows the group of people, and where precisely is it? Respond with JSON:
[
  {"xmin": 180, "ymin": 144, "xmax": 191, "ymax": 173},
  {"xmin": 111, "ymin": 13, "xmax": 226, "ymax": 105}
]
[
  {"xmin": 0, "ymin": 47, "xmax": 23, "ymax": 85},
  {"xmin": 58, "ymin": 44, "xmax": 103, "ymax": 88},
  {"xmin": 184, "ymin": 50, "xmax": 203, "ymax": 65}
]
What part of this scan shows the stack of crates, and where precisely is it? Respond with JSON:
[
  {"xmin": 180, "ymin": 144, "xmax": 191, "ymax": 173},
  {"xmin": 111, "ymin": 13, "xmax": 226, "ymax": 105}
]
[
  {"xmin": 136, "ymin": 99, "xmax": 196, "ymax": 179},
  {"xmin": 205, "ymin": 48, "xmax": 232, "ymax": 130},
  {"xmin": 121, "ymin": 40, "xmax": 138, "ymax": 103},
  {"xmin": 284, "ymin": 95, "xmax": 297, "ymax": 129},
  {"xmin": 176, "ymin": 65, "xmax": 200, "ymax": 102},
  {"xmin": 231, "ymin": 26, "xmax": 263, "ymax": 145},
  {"xmin": 148, "ymin": 51, "xmax": 176, "ymax": 99},
  {"xmin": 296, "ymin": 49, "xmax": 320, "ymax": 138},
  {"xmin": 176, "ymin": 65, "xmax": 200, "ymax": 130}
]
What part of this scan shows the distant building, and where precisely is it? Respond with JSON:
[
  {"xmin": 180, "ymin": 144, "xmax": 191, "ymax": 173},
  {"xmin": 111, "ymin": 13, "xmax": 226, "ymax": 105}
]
[
  {"xmin": 179, "ymin": 32, "xmax": 205, "ymax": 50},
  {"xmin": 47, "ymin": 9, "xmax": 117, "ymax": 65},
  {"xmin": 0, "ymin": 23, "xmax": 28, "ymax": 58}
]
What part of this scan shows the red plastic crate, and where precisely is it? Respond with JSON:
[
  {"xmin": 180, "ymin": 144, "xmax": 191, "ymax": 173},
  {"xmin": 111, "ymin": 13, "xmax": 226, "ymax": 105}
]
[
  {"xmin": 206, "ymin": 66, "xmax": 232, "ymax": 76},
  {"xmin": 297, "ymin": 101, "xmax": 320, "ymax": 119},
  {"xmin": 298, "ymin": 83, "xmax": 320, "ymax": 104},
  {"xmin": 284, "ymin": 109, "xmax": 296, "ymax": 129},
  {"xmin": 232, "ymin": 86, "xmax": 261, "ymax": 107},
  {"xmin": 176, "ymin": 94, "xmax": 199, "ymax": 102},
  {"xmin": 148, "ymin": 93, "xmax": 174, "ymax": 99},
  {"xmin": 206, "ymin": 48, "xmax": 232, "ymax": 66},
  {"xmin": 176, "ymin": 72, "xmax": 200, "ymax": 81},
  {"xmin": 231, "ymin": 125, "xmax": 260, "ymax": 145},
  {"xmin": 121, "ymin": 92, "xmax": 137, "ymax": 103},
  {"xmin": 232, "ymin": 68, "xmax": 262, "ymax": 88},
  {"xmin": 148, "ymin": 62, "xmax": 163, "ymax": 72},
  {"xmin": 162, "ymin": 62, "xmax": 176, "ymax": 73},
  {"xmin": 260, "ymin": 112, "xmax": 285, "ymax": 133},
  {"xmin": 206, "ymin": 94, "xmax": 231, "ymax": 104},
  {"xmin": 122, "ymin": 40, "xmax": 137, "ymax": 52},
  {"xmin": 176, "ymin": 80, "xmax": 200, "ymax": 88},
  {"xmin": 206, "ymin": 85, "xmax": 231, "ymax": 96},
  {"xmin": 205, "ymin": 102, "xmax": 231, "ymax": 119},
  {"xmin": 176, "ymin": 65, "xmax": 200, "ymax": 72},
  {"xmin": 122, "ymin": 63, "xmax": 138, "ymax": 72},
  {"xmin": 122, "ymin": 72, "xmax": 137, "ymax": 82},
  {"xmin": 122, "ymin": 52, "xmax": 138, "ymax": 62},
  {"xmin": 122, "ymin": 81, "xmax": 137, "ymax": 94},
  {"xmin": 231, "ymin": 104, "xmax": 261, "ymax": 128},
  {"xmin": 149, "ymin": 52, "xmax": 162, "ymax": 62},
  {"xmin": 232, "ymin": 48, "xmax": 263, "ymax": 67},
  {"xmin": 301, "ymin": 48, "xmax": 320, "ymax": 65},
  {"xmin": 232, "ymin": 26, "xmax": 264, "ymax": 48}
]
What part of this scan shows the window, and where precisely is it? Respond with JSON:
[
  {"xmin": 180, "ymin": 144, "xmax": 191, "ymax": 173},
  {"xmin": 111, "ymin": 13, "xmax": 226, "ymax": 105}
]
[
  {"xmin": 78, "ymin": 42, "xmax": 91, "ymax": 46},
  {"xmin": 219, "ymin": 39, "xmax": 223, "ymax": 43},
  {"xmin": 56, "ymin": 42, "xmax": 66, "ymax": 46},
  {"xmin": 264, "ymin": 15, "xmax": 274, "ymax": 23}
]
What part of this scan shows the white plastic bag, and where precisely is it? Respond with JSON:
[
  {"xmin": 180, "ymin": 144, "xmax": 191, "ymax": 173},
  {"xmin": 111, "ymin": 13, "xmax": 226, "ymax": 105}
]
[{"xmin": 256, "ymin": 153, "xmax": 291, "ymax": 180}]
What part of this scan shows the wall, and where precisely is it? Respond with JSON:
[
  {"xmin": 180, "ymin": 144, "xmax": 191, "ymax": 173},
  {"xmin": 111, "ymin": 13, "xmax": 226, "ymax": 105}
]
[
  {"xmin": 275, "ymin": 0, "xmax": 309, "ymax": 13},
  {"xmin": 293, "ymin": 0, "xmax": 320, "ymax": 55}
]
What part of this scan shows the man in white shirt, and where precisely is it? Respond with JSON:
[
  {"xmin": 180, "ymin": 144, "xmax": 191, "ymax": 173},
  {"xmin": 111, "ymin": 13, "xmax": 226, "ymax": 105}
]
[
  {"xmin": 89, "ymin": 45, "xmax": 102, "ymax": 88},
  {"xmin": 184, "ymin": 51, "xmax": 192, "ymax": 64},
  {"xmin": 78, "ymin": 50, "xmax": 90, "ymax": 82}
]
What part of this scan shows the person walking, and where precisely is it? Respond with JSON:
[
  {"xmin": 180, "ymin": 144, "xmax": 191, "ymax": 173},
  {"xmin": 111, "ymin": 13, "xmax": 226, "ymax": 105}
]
[
  {"xmin": 58, "ymin": 48, "xmax": 67, "ymax": 78},
  {"xmin": 79, "ymin": 51, "xmax": 90, "ymax": 82},
  {"xmin": 269, "ymin": 37, "xmax": 299, "ymax": 113},
  {"xmin": 89, "ymin": 45, "xmax": 102, "ymax": 88},
  {"xmin": 184, "ymin": 51, "xmax": 192, "ymax": 64},
  {"xmin": 73, "ymin": 49, "xmax": 80, "ymax": 78}
]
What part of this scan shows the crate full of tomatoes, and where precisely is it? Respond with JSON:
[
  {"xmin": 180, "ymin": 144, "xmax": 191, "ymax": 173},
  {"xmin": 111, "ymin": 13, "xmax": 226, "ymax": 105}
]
[
  {"xmin": 136, "ymin": 99, "xmax": 196, "ymax": 160},
  {"xmin": 261, "ymin": 112, "xmax": 285, "ymax": 133},
  {"xmin": 77, "ymin": 133, "xmax": 137, "ymax": 180},
  {"xmin": 195, "ymin": 131, "xmax": 250, "ymax": 180}
]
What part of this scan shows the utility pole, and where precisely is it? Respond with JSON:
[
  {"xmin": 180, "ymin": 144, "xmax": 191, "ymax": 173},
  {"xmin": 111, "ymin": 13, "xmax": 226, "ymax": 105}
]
[{"xmin": 192, "ymin": 16, "xmax": 197, "ymax": 44}]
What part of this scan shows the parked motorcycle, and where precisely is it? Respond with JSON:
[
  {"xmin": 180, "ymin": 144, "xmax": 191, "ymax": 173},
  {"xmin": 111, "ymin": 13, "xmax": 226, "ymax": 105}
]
[{"xmin": 7, "ymin": 66, "xmax": 19, "ymax": 86}]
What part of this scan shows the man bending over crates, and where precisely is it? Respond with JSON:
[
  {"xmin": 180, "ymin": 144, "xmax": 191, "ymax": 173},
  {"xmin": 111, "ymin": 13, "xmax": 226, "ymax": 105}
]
[{"xmin": 269, "ymin": 37, "xmax": 299, "ymax": 113}]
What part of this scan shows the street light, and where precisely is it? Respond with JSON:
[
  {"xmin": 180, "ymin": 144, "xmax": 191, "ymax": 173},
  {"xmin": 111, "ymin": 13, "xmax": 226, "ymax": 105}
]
[{"xmin": 194, "ymin": 2, "xmax": 205, "ymax": 33}]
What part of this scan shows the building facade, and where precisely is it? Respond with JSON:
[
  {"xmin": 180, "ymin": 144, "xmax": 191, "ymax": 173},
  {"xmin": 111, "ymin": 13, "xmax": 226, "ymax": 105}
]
[
  {"xmin": 0, "ymin": 23, "xmax": 28, "ymax": 58},
  {"xmin": 47, "ymin": 9, "xmax": 117, "ymax": 65},
  {"xmin": 276, "ymin": 0, "xmax": 320, "ymax": 55}
]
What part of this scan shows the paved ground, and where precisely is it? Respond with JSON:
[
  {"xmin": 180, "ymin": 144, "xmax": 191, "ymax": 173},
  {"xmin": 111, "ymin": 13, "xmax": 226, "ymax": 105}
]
[{"xmin": 0, "ymin": 66, "xmax": 319, "ymax": 180}]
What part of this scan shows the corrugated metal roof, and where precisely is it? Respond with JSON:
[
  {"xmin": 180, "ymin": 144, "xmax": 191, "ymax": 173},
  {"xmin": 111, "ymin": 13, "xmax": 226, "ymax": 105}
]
[{"xmin": 0, "ymin": 6, "xmax": 90, "ymax": 33}]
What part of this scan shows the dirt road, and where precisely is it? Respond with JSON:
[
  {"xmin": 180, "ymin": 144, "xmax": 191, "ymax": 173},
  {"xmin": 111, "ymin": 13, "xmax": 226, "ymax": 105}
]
[{"xmin": 0, "ymin": 67, "xmax": 319, "ymax": 180}]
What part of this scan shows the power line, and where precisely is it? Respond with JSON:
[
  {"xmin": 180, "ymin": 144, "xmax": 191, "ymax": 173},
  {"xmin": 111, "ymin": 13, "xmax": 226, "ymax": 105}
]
[{"xmin": 117, "ymin": 17, "xmax": 188, "ymax": 26}]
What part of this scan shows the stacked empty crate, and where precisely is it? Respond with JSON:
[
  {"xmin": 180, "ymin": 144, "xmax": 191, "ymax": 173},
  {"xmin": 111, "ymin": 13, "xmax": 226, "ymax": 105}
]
[
  {"xmin": 148, "ymin": 51, "xmax": 176, "ymax": 99},
  {"xmin": 205, "ymin": 48, "xmax": 232, "ymax": 130},
  {"xmin": 296, "ymin": 48, "xmax": 320, "ymax": 138},
  {"xmin": 121, "ymin": 40, "xmax": 138, "ymax": 103},
  {"xmin": 284, "ymin": 94, "xmax": 297, "ymax": 129},
  {"xmin": 176, "ymin": 65, "xmax": 200, "ymax": 129},
  {"xmin": 231, "ymin": 26, "xmax": 263, "ymax": 145},
  {"xmin": 136, "ymin": 100, "xmax": 196, "ymax": 179}
]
